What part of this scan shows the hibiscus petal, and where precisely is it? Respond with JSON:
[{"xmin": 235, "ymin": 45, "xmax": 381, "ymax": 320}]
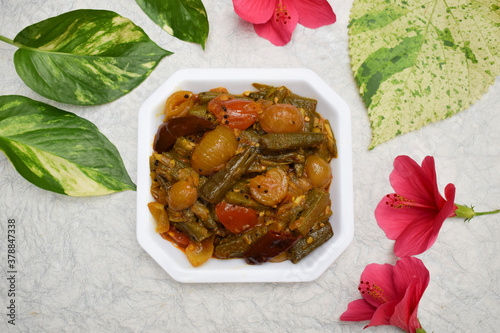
[
  {"xmin": 393, "ymin": 184, "xmax": 455, "ymax": 257},
  {"xmin": 393, "ymin": 279, "xmax": 428, "ymax": 332},
  {"xmin": 393, "ymin": 213, "xmax": 438, "ymax": 257},
  {"xmin": 390, "ymin": 258, "xmax": 429, "ymax": 333},
  {"xmin": 253, "ymin": 0, "xmax": 299, "ymax": 46},
  {"xmin": 420, "ymin": 156, "xmax": 447, "ymax": 208},
  {"xmin": 232, "ymin": 0, "xmax": 276, "ymax": 24},
  {"xmin": 360, "ymin": 263, "xmax": 398, "ymax": 308},
  {"xmin": 420, "ymin": 156, "xmax": 437, "ymax": 186},
  {"xmin": 390, "ymin": 156, "xmax": 436, "ymax": 207},
  {"xmin": 392, "ymin": 257, "xmax": 430, "ymax": 300},
  {"xmin": 390, "ymin": 279, "xmax": 420, "ymax": 333},
  {"xmin": 366, "ymin": 302, "xmax": 397, "ymax": 328},
  {"xmin": 431, "ymin": 184, "xmax": 456, "ymax": 237},
  {"xmin": 375, "ymin": 193, "xmax": 436, "ymax": 240},
  {"xmin": 293, "ymin": 0, "xmax": 336, "ymax": 28},
  {"xmin": 340, "ymin": 299, "xmax": 377, "ymax": 321}
]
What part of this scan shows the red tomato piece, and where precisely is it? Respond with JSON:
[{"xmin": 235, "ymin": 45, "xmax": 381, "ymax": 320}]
[
  {"xmin": 162, "ymin": 228, "xmax": 190, "ymax": 248},
  {"xmin": 215, "ymin": 202, "xmax": 259, "ymax": 234},
  {"xmin": 208, "ymin": 96, "xmax": 261, "ymax": 130}
]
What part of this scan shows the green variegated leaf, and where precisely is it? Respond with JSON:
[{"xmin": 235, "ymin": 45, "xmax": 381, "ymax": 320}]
[
  {"xmin": 136, "ymin": 0, "xmax": 209, "ymax": 49},
  {"xmin": 349, "ymin": 0, "xmax": 500, "ymax": 149},
  {"xmin": 0, "ymin": 9, "xmax": 171, "ymax": 105},
  {"xmin": 0, "ymin": 95, "xmax": 136, "ymax": 196}
]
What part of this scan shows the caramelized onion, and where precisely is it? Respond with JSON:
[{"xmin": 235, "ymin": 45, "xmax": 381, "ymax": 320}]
[
  {"xmin": 186, "ymin": 235, "xmax": 215, "ymax": 267},
  {"xmin": 164, "ymin": 91, "xmax": 195, "ymax": 121},
  {"xmin": 191, "ymin": 125, "xmax": 238, "ymax": 175},
  {"xmin": 166, "ymin": 180, "xmax": 198, "ymax": 211},
  {"xmin": 304, "ymin": 155, "xmax": 332, "ymax": 188},
  {"xmin": 259, "ymin": 103, "xmax": 304, "ymax": 133}
]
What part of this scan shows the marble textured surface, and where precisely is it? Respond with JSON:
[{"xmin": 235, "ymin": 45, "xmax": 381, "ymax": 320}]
[{"xmin": 1, "ymin": 0, "xmax": 499, "ymax": 332}]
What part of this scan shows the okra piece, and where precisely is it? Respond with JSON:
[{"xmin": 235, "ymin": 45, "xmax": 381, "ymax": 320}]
[
  {"xmin": 214, "ymin": 225, "xmax": 268, "ymax": 259},
  {"xmin": 199, "ymin": 147, "xmax": 258, "ymax": 204},
  {"xmin": 191, "ymin": 201, "xmax": 218, "ymax": 231},
  {"xmin": 197, "ymin": 91, "xmax": 224, "ymax": 104},
  {"xmin": 294, "ymin": 162, "xmax": 305, "ymax": 177},
  {"xmin": 188, "ymin": 105, "xmax": 214, "ymax": 121},
  {"xmin": 245, "ymin": 159, "xmax": 266, "ymax": 173},
  {"xmin": 167, "ymin": 207, "xmax": 195, "ymax": 223},
  {"xmin": 224, "ymin": 191, "xmax": 271, "ymax": 212},
  {"xmin": 153, "ymin": 152, "xmax": 207, "ymax": 186},
  {"xmin": 173, "ymin": 137, "xmax": 195, "ymax": 159},
  {"xmin": 152, "ymin": 151, "xmax": 189, "ymax": 181},
  {"xmin": 249, "ymin": 84, "xmax": 289, "ymax": 103},
  {"xmin": 323, "ymin": 119, "xmax": 338, "ymax": 159},
  {"xmin": 259, "ymin": 133, "xmax": 325, "ymax": 152},
  {"xmin": 151, "ymin": 171, "xmax": 171, "ymax": 191},
  {"xmin": 303, "ymin": 107, "xmax": 315, "ymax": 132},
  {"xmin": 248, "ymin": 83, "xmax": 275, "ymax": 101},
  {"xmin": 283, "ymin": 93, "xmax": 317, "ymax": 114},
  {"xmin": 238, "ymin": 129, "xmax": 260, "ymax": 146},
  {"xmin": 290, "ymin": 187, "xmax": 331, "ymax": 237},
  {"xmin": 289, "ymin": 221, "xmax": 334, "ymax": 263},
  {"xmin": 232, "ymin": 178, "xmax": 250, "ymax": 193},
  {"xmin": 275, "ymin": 197, "xmax": 306, "ymax": 224},
  {"xmin": 175, "ymin": 220, "xmax": 211, "ymax": 243},
  {"xmin": 273, "ymin": 86, "xmax": 289, "ymax": 103},
  {"xmin": 260, "ymin": 151, "xmax": 305, "ymax": 165}
]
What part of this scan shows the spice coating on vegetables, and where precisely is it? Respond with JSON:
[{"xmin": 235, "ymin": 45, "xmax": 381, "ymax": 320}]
[{"xmin": 148, "ymin": 84, "xmax": 338, "ymax": 267}]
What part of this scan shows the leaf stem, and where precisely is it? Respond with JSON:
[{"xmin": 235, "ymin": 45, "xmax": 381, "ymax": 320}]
[
  {"xmin": 474, "ymin": 209, "xmax": 500, "ymax": 217},
  {"xmin": 0, "ymin": 34, "xmax": 16, "ymax": 46}
]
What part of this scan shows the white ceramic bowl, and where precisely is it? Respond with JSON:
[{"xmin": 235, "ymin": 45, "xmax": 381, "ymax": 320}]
[{"xmin": 136, "ymin": 68, "xmax": 353, "ymax": 283}]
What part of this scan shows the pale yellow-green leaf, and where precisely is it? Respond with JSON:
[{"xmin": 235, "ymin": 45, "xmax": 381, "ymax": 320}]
[{"xmin": 349, "ymin": 0, "xmax": 500, "ymax": 148}]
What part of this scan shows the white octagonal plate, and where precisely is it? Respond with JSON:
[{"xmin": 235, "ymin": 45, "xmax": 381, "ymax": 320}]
[{"xmin": 137, "ymin": 68, "xmax": 353, "ymax": 283}]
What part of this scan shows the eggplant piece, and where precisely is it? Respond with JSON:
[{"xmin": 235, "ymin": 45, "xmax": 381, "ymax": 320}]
[
  {"xmin": 153, "ymin": 115, "xmax": 215, "ymax": 153},
  {"xmin": 244, "ymin": 230, "xmax": 301, "ymax": 265}
]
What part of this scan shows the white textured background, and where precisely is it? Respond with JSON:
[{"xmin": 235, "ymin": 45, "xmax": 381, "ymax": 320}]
[{"xmin": 1, "ymin": 0, "xmax": 499, "ymax": 332}]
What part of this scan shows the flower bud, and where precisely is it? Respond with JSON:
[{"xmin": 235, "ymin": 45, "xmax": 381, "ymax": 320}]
[{"xmin": 454, "ymin": 204, "xmax": 476, "ymax": 221}]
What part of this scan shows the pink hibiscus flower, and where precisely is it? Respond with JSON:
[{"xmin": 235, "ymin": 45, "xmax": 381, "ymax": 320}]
[
  {"xmin": 340, "ymin": 257, "xmax": 429, "ymax": 333},
  {"xmin": 232, "ymin": 0, "xmax": 336, "ymax": 46},
  {"xmin": 375, "ymin": 156, "xmax": 457, "ymax": 257}
]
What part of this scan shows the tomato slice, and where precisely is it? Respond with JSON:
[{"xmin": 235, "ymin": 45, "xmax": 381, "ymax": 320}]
[
  {"xmin": 161, "ymin": 228, "xmax": 190, "ymax": 248},
  {"xmin": 208, "ymin": 96, "xmax": 261, "ymax": 130},
  {"xmin": 215, "ymin": 202, "xmax": 259, "ymax": 233}
]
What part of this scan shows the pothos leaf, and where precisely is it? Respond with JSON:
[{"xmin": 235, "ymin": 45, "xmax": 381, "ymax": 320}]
[
  {"xmin": 349, "ymin": 0, "xmax": 500, "ymax": 149},
  {"xmin": 135, "ymin": 0, "xmax": 209, "ymax": 49},
  {"xmin": 0, "ymin": 95, "xmax": 136, "ymax": 196},
  {"xmin": 5, "ymin": 9, "xmax": 172, "ymax": 105}
]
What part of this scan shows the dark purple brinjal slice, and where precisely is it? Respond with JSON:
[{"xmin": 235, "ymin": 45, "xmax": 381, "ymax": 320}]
[
  {"xmin": 153, "ymin": 115, "xmax": 215, "ymax": 153},
  {"xmin": 244, "ymin": 230, "xmax": 301, "ymax": 265}
]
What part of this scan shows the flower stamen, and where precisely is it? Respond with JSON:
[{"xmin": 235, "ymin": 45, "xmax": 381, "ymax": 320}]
[
  {"xmin": 359, "ymin": 280, "xmax": 389, "ymax": 303},
  {"xmin": 384, "ymin": 193, "xmax": 435, "ymax": 210},
  {"xmin": 275, "ymin": 2, "xmax": 292, "ymax": 25}
]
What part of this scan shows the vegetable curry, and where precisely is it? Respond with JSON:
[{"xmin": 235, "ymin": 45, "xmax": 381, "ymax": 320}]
[{"xmin": 148, "ymin": 84, "xmax": 338, "ymax": 267}]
